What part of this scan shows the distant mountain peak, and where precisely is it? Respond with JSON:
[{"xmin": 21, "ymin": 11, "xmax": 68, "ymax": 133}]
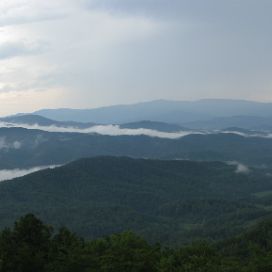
[{"xmin": 31, "ymin": 99, "xmax": 272, "ymax": 124}]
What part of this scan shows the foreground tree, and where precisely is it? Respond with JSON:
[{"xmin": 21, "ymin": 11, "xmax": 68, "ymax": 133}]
[
  {"xmin": 0, "ymin": 214, "xmax": 52, "ymax": 272},
  {"xmin": 0, "ymin": 214, "xmax": 272, "ymax": 271}
]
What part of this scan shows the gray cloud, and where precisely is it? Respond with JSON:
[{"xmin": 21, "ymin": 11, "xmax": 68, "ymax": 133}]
[
  {"xmin": 0, "ymin": 41, "xmax": 46, "ymax": 60},
  {"xmin": 84, "ymin": 0, "xmax": 272, "ymax": 24},
  {"xmin": 0, "ymin": 0, "xmax": 272, "ymax": 115},
  {"xmin": 56, "ymin": 0, "xmax": 272, "ymax": 105},
  {"xmin": 0, "ymin": 0, "xmax": 69, "ymax": 27}
]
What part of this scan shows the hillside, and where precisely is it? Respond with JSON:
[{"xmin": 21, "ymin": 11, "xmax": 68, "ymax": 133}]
[
  {"xmin": 119, "ymin": 120, "xmax": 185, "ymax": 132},
  {"xmin": 185, "ymin": 115, "xmax": 272, "ymax": 130},
  {"xmin": 2, "ymin": 127, "xmax": 272, "ymax": 169},
  {"xmin": 4, "ymin": 112, "xmax": 272, "ymax": 131},
  {"xmin": 0, "ymin": 114, "xmax": 97, "ymax": 129},
  {"xmin": 1, "ymin": 157, "xmax": 272, "ymax": 245}
]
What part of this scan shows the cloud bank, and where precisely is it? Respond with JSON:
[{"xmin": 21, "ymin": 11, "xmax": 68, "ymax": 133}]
[
  {"xmin": 1, "ymin": 121, "xmax": 272, "ymax": 140},
  {"xmin": 0, "ymin": 41, "xmax": 45, "ymax": 60},
  {"xmin": 0, "ymin": 165, "xmax": 59, "ymax": 182},
  {"xmin": 0, "ymin": 122, "xmax": 201, "ymax": 139}
]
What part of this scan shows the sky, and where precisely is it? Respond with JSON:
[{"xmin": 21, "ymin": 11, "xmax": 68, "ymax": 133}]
[{"xmin": 0, "ymin": 0, "xmax": 271, "ymax": 116}]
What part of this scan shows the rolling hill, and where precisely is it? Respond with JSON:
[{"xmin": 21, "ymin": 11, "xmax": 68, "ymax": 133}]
[
  {"xmin": 0, "ymin": 115, "xmax": 188, "ymax": 133},
  {"xmin": 2, "ymin": 127, "xmax": 272, "ymax": 169},
  {"xmin": 0, "ymin": 157, "xmax": 272, "ymax": 245},
  {"xmin": 185, "ymin": 115, "xmax": 272, "ymax": 130}
]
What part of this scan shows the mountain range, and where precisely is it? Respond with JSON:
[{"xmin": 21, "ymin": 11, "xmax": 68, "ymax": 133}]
[
  {"xmin": 1, "ymin": 127, "xmax": 272, "ymax": 170},
  {"xmin": 0, "ymin": 99, "xmax": 270, "ymax": 130},
  {"xmin": 1, "ymin": 99, "xmax": 272, "ymax": 246},
  {"xmin": 32, "ymin": 99, "xmax": 272, "ymax": 126},
  {"xmin": 0, "ymin": 114, "xmax": 97, "ymax": 129}
]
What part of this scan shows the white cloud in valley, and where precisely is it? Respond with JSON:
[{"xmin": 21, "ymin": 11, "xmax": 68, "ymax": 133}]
[
  {"xmin": 0, "ymin": 122, "xmax": 201, "ymax": 139},
  {"xmin": 0, "ymin": 165, "xmax": 59, "ymax": 182},
  {"xmin": 0, "ymin": 137, "xmax": 22, "ymax": 150},
  {"xmin": 1, "ymin": 121, "xmax": 272, "ymax": 139},
  {"xmin": 227, "ymin": 161, "xmax": 251, "ymax": 174}
]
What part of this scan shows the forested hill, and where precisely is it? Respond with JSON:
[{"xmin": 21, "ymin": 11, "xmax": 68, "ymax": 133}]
[
  {"xmin": 3, "ymin": 127, "xmax": 272, "ymax": 169},
  {"xmin": 1, "ymin": 157, "xmax": 272, "ymax": 245}
]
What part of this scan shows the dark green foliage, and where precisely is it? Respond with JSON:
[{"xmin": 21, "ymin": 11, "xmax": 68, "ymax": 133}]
[
  {"xmin": 2, "ymin": 214, "xmax": 272, "ymax": 271},
  {"xmin": 3, "ymin": 127, "xmax": 272, "ymax": 169},
  {"xmin": 0, "ymin": 214, "xmax": 52, "ymax": 272},
  {"xmin": 1, "ymin": 157, "xmax": 272, "ymax": 245}
]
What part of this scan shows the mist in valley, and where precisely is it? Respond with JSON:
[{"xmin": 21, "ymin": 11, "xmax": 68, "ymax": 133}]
[{"xmin": 0, "ymin": 165, "xmax": 59, "ymax": 182}]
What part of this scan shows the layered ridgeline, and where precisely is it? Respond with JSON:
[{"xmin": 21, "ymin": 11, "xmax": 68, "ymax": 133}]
[
  {"xmin": 0, "ymin": 114, "xmax": 187, "ymax": 132},
  {"xmin": 33, "ymin": 99, "xmax": 272, "ymax": 126},
  {"xmin": 0, "ymin": 114, "xmax": 97, "ymax": 129},
  {"xmin": 2, "ymin": 127, "xmax": 272, "ymax": 169},
  {"xmin": 4, "ymin": 99, "xmax": 272, "ymax": 130},
  {"xmin": 1, "ymin": 157, "xmax": 272, "ymax": 245}
]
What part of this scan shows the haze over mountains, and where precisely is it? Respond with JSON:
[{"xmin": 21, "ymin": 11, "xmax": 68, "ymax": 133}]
[
  {"xmin": 1, "ymin": 126, "xmax": 272, "ymax": 172},
  {"xmin": 0, "ymin": 114, "xmax": 97, "ymax": 129},
  {"xmin": 1, "ymin": 98, "xmax": 272, "ymax": 172},
  {"xmin": 1, "ymin": 99, "xmax": 272, "ymax": 134},
  {"xmin": 32, "ymin": 99, "xmax": 272, "ymax": 129},
  {"xmin": 1, "ymin": 98, "xmax": 272, "ymax": 246},
  {"xmin": 2, "ymin": 0, "xmax": 272, "ymax": 269}
]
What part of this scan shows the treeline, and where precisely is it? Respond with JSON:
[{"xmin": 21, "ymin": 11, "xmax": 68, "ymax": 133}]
[{"xmin": 1, "ymin": 214, "xmax": 272, "ymax": 271}]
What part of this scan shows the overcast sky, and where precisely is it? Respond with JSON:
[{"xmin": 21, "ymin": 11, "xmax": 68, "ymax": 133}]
[{"xmin": 0, "ymin": 0, "xmax": 271, "ymax": 116}]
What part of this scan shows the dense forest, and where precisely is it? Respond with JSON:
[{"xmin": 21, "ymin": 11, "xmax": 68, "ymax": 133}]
[
  {"xmin": 1, "ymin": 157, "xmax": 272, "ymax": 245},
  {"xmin": 1, "ymin": 214, "xmax": 272, "ymax": 271},
  {"xmin": 3, "ymin": 127, "xmax": 272, "ymax": 169}
]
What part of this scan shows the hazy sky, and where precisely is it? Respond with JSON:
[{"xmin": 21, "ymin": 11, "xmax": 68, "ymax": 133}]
[{"xmin": 0, "ymin": 0, "xmax": 271, "ymax": 115}]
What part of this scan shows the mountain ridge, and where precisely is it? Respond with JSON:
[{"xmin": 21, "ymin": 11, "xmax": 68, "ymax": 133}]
[
  {"xmin": 32, "ymin": 99, "xmax": 272, "ymax": 123},
  {"xmin": 2, "ymin": 127, "xmax": 272, "ymax": 169}
]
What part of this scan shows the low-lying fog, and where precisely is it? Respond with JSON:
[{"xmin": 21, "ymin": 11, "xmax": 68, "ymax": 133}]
[
  {"xmin": 0, "ymin": 165, "xmax": 59, "ymax": 182},
  {"xmin": 0, "ymin": 122, "xmax": 272, "ymax": 139},
  {"xmin": 0, "ymin": 122, "xmax": 202, "ymax": 139}
]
